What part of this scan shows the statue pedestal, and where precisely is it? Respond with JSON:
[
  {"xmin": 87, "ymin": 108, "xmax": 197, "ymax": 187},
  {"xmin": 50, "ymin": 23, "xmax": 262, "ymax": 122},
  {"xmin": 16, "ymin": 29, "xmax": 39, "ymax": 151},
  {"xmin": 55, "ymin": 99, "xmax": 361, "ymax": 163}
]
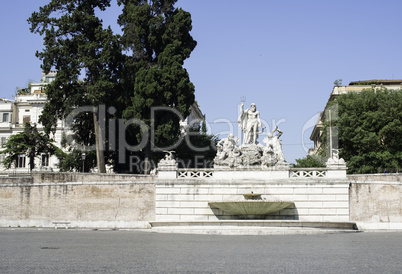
[
  {"xmin": 158, "ymin": 159, "xmax": 178, "ymax": 179},
  {"xmin": 326, "ymin": 157, "xmax": 347, "ymax": 178},
  {"xmin": 239, "ymin": 145, "xmax": 263, "ymax": 166}
]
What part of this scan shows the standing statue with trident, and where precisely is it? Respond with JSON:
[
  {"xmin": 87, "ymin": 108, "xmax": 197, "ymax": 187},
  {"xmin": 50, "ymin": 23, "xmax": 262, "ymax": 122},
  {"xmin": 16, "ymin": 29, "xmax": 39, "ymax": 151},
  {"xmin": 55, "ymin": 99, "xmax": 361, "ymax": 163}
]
[{"xmin": 238, "ymin": 100, "xmax": 262, "ymax": 145}]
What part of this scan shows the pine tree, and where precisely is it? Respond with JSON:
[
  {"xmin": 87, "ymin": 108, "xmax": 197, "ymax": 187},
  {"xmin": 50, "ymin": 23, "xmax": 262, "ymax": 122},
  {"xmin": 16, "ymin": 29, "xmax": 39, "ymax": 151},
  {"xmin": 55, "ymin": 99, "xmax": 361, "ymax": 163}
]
[
  {"xmin": 28, "ymin": 0, "xmax": 198, "ymax": 173},
  {"xmin": 118, "ymin": 0, "xmax": 197, "ymax": 173}
]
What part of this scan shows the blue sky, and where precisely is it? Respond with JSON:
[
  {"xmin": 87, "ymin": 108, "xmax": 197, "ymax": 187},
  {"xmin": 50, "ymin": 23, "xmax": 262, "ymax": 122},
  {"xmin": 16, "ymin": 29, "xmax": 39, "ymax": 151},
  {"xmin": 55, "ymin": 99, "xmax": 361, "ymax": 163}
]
[{"xmin": 1, "ymin": 0, "xmax": 401, "ymax": 163}]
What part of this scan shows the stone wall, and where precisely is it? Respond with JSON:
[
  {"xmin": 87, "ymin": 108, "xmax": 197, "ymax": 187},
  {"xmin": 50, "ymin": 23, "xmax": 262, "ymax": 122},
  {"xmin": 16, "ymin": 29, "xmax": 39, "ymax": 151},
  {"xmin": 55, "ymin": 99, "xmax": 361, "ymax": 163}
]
[
  {"xmin": 0, "ymin": 174, "xmax": 156, "ymax": 228},
  {"xmin": 30, "ymin": 172, "xmax": 154, "ymax": 183},
  {"xmin": 347, "ymin": 173, "xmax": 401, "ymax": 229},
  {"xmin": 348, "ymin": 173, "xmax": 402, "ymax": 182},
  {"xmin": 0, "ymin": 172, "xmax": 401, "ymax": 230}
]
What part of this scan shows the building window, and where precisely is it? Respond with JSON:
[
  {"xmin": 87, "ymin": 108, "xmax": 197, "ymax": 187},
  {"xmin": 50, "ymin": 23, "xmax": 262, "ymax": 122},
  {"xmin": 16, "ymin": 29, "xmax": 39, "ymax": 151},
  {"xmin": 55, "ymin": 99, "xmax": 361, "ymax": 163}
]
[
  {"xmin": 1, "ymin": 137, "xmax": 7, "ymax": 146},
  {"xmin": 41, "ymin": 154, "xmax": 49, "ymax": 167},
  {"xmin": 45, "ymin": 76, "xmax": 55, "ymax": 83},
  {"xmin": 23, "ymin": 115, "xmax": 31, "ymax": 123},
  {"xmin": 16, "ymin": 155, "xmax": 26, "ymax": 168},
  {"xmin": 2, "ymin": 113, "xmax": 9, "ymax": 122}
]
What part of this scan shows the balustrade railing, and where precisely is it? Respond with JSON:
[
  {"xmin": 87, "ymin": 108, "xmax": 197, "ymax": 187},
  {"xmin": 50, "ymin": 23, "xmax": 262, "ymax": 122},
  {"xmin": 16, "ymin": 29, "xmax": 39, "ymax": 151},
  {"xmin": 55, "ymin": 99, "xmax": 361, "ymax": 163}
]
[
  {"xmin": 177, "ymin": 169, "xmax": 214, "ymax": 179},
  {"xmin": 175, "ymin": 168, "xmax": 329, "ymax": 179},
  {"xmin": 289, "ymin": 168, "xmax": 327, "ymax": 178}
]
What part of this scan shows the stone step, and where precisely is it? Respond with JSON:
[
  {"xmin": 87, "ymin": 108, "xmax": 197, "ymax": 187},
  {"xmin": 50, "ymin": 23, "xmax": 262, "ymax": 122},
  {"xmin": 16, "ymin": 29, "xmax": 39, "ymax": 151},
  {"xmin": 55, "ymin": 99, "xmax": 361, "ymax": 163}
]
[{"xmin": 150, "ymin": 220, "xmax": 359, "ymax": 235}]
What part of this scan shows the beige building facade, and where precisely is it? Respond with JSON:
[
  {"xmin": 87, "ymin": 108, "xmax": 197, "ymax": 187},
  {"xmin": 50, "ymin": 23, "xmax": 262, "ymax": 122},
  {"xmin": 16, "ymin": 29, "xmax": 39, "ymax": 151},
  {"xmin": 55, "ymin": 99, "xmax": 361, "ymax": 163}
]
[{"xmin": 0, "ymin": 71, "xmax": 65, "ymax": 172}]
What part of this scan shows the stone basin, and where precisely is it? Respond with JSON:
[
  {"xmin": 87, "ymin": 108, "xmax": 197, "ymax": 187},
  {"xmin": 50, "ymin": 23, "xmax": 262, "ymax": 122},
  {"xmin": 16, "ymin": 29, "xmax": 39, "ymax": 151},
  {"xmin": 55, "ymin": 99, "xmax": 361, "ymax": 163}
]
[{"xmin": 208, "ymin": 201, "xmax": 294, "ymax": 216}]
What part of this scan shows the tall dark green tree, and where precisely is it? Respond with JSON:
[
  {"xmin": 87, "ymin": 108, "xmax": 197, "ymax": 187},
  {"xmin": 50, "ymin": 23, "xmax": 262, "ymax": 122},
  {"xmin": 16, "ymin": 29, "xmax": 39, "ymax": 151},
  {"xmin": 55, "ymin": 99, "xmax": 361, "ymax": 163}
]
[
  {"xmin": 322, "ymin": 88, "xmax": 402, "ymax": 173},
  {"xmin": 175, "ymin": 128, "xmax": 218, "ymax": 168},
  {"xmin": 28, "ymin": 0, "xmax": 123, "ymax": 173},
  {"xmin": 1, "ymin": 123, "xmax": 58, "ymax": 171},
  {"xmin": 118, "ymin": 0, "xmax": 197, "ymax": 173}
]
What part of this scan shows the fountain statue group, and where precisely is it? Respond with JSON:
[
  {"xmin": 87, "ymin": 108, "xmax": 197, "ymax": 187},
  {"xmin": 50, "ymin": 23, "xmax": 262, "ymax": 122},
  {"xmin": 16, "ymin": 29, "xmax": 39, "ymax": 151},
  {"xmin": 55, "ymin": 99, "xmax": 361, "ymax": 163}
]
[{"xmin": 214, "ymin": 102, "xmax": 287, "ymax": 168}]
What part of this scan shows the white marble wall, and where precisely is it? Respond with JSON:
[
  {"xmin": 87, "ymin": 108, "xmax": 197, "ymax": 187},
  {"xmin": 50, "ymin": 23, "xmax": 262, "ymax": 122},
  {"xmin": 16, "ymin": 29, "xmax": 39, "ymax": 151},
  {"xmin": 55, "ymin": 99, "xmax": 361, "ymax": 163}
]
[{"xmin": 155, "ymin": 179, "xmax": 350, "ymax": 222}]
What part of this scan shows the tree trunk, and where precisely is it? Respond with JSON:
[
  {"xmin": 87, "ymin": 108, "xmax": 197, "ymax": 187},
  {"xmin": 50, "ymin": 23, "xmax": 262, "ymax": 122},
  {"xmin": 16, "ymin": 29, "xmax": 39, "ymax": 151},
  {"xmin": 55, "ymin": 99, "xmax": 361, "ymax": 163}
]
[
  {"xmin": 143, "ymin": 139, "xmax": 151, "ymax": 175},
  {"xmin": 93, "ymin": 112, "xmax": 106, "ymax": 173},
  {"xmin": 29, "ymin": 155, "xmax": 35, "ymax": 172}
]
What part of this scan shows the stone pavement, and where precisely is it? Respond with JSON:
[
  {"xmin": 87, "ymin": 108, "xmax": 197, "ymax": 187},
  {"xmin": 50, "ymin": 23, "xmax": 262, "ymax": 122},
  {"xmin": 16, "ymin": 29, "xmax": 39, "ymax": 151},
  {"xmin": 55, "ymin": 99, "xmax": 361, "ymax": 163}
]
[{"xmin": 0, "ymin": 229, "xmax": 401, "ymax": 273}]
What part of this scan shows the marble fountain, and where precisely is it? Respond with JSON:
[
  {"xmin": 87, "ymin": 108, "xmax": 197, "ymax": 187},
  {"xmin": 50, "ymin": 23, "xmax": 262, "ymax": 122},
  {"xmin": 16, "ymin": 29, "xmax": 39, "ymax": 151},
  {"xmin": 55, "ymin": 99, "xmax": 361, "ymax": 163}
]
[{"xmin": 151, "ymin": 102, "xmax": 355, "ymax": 234}]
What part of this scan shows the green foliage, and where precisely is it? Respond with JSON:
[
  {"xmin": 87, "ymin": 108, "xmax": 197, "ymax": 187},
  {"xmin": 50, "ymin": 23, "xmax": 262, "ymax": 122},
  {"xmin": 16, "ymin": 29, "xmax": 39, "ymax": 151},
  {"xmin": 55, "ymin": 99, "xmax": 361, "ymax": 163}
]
[
  {"xmin": 16, "ymin": 81, "xmax": 35, "ymax": 95},
  {"xmin": 56, "ymin": 149, "xmax": 96, "ymax": 172},
  {"xmin": 119, "ymin": 0, "xmax": 197, "ymax": 130},
  {"xmin": 174, "ymin": 126, "xmax": 217, "ymax": 168},
  {"xmin": 55, "ymin": 131, "xmax": 97, "ymax": 172},
  {"xmin": 29, "ymin": 0, "xmax": 198, "ymax": 173},
  {"xmin": 333, "ymin": 79, "xmax": 342, "ymax": 86},
  {"xmin": 349, "ymin": 80, "xmax": 379, "ymax": 86},
  {"xmin": 119, "ymin": 0, "xmax": 197, "ymax": 171},
  {"xmin": 28, "ymin": 0, "xmax": 124, "ymax": 173},
  {"xmin": 349, "ymin": 80, "xmax": 402, "ymax": 86},
  {"xmin": 292, "ymin": 155, "xmax": 326, "ymax": 168},
  {"xmin": 28, "ymin": 0, "xmax": 123, "ymax": 127},
  {"xmin": 16, "ymin": 88, "xmax": 30, "ymax": 95},
  {"xmin": 1, "ymin": 123, "xmax": 58, "ymax": 170},
  {"xmin": 201, "ymin": 116, "xmax": 207, "ymax": 135},
  {"xmin": 324, "ymin": 87, "xmax": 402, "ymax": 173}
]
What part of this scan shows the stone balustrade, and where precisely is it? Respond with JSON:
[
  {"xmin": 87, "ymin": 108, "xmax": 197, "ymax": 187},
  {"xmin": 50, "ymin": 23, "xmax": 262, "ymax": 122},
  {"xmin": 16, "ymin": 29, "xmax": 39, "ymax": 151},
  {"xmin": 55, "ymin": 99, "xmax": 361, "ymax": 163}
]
[
  {"xmin": 289, "ymin": 168, "xmax": 327, "ymax": 178},
  {"xmin": 177, "ymin": 169, "xmax": 214, "ymax": 179},
  {"xmin": 160, "ymin": 167, "xmax": 346, "ymax": 180}
]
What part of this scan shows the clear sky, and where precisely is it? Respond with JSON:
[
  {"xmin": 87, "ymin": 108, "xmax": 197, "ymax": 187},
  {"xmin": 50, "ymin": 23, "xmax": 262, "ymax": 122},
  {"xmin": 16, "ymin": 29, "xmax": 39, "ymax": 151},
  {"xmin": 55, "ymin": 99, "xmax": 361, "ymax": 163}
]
[{"xmin": 1, "ymin": 0, "xmax": 401, "ymax": 163}]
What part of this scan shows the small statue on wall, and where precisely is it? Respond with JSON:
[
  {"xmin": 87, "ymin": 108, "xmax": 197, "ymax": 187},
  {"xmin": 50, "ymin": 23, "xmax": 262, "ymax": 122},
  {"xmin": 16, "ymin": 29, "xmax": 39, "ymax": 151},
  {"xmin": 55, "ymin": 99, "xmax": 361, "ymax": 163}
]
[
  {"xmin": 326, "ymin": 149, "xmax": 346, "ymax": 166},
  {"xmin": 158, "ymin": 151, "xmax": 177, "ymax": 167}
]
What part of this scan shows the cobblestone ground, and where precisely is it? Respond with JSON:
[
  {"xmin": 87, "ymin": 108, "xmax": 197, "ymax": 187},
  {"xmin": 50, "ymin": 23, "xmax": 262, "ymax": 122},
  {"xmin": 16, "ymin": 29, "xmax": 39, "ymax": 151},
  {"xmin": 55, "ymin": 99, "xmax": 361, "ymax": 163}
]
[{"xmin": 0, "ymin": 229, "xmax": 401, "ymax": 273}]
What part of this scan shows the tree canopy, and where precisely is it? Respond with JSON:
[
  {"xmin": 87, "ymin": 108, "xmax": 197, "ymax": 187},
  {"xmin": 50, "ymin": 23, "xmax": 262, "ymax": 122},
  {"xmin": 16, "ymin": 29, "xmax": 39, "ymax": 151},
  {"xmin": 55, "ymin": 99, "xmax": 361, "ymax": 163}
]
[
  {"xmin": 174, "ymin": 125, "xmax": 217, "ymax": 168},
  {"xmin": 118, "ymin": 0, "xmax": 197, "ymax": 172},
  {"xmin": 28, "ymin": 0, "xmax": 198, "ymax": 173},
  {"xmin": 292, "ymin": 155, "xmax": 325, "ymax": 168},
  {"xmin": 1, "ymin": 123, "xmax": 59, "ymax": 170},
  {"xmin": 28, "ymin": 0, "xmax": 123, "ymax": 173},
  {"xmin": 323, "ymin": 88, "xmax": 402, "ymax": 173}
]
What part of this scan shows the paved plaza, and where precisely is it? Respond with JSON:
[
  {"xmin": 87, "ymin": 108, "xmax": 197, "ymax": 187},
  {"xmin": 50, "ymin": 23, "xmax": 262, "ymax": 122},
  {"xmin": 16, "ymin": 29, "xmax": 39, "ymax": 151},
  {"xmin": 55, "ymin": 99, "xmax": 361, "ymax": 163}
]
[{"xmin": 0, "ymin": 229, "xmax": 401, "ymax": 273}]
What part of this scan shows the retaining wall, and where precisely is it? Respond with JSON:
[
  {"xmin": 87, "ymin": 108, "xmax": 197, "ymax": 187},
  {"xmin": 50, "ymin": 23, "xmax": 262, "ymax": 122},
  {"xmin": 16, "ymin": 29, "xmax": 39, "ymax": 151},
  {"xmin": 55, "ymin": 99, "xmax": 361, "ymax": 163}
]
[
  {"xmin": 0, "ymin": 172, "xmax": 400, "ymax": 230},
  {"xmin": 0, "ymin": 173, "xmax": 156, "ymax": 228},
  {"xmin": 348, "ymin": 174, "xmax": 402, "ymax": 230}
]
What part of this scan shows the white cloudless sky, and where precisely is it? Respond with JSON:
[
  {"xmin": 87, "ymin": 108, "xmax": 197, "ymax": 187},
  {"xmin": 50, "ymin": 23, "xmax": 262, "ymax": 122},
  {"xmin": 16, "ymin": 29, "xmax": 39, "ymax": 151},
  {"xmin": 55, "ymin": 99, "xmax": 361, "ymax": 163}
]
[{"xmin": 1, "ymin": 0, "xmax": 401, "ymax": 163}]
